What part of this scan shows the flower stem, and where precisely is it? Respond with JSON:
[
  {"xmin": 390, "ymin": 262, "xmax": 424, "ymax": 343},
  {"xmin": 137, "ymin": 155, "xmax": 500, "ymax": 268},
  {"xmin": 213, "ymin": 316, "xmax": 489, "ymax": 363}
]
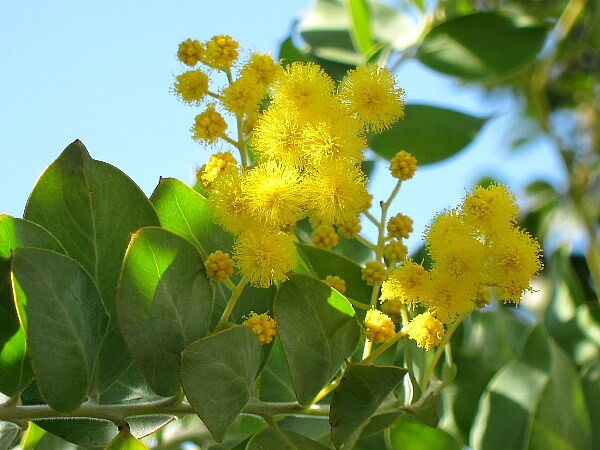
[
  {"xmin": 420, "ymin": 316, "xmax": 464, "ymax": 391},
  {"xmin": 362, "ymin": 328, "xmax": 408, "ymax": 365},
  {"xmin": 215, "ymin": 276, "xmax": 249, "ymax": 331}
]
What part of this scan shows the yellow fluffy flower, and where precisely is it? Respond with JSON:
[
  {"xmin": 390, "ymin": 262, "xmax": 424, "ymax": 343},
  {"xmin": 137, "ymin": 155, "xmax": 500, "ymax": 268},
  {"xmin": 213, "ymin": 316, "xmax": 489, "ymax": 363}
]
[
  {"xmin": 380, "ymin": 260, "xmax": 429, "ymax": 307},
  {"xmin": 177, "ymin": 39, "xmax": 205, "ymax": 67},
  {"xmin": 192, "ymin": 104, "xmax": 227, "ymax": 143},
  {"xmin": 271, "ymin": 62, "xmax": 337, "ymax": 119},
  {"xmin": 221, "ymin": 74, "xmax": 265, "ymax": 116},
  {"xmin": 425, "ymin": 209, "xmax": 470, "ymax": 250},
  {"xmin": 325, "ymin": 275, "xmax": 347, "ymax": 294},
  {"xmin": 420, "ymin": 270, "xmax": 477, "ymax": 323},
  {"xmin": 362, "ymin": 261, "xmax": 388, "ymax": 286},
  {"xmin": 209, "ymin": 170, "xmax": 257, "ymax": 234},
  {"xmin": 205, "ymin": 250, "xmax": 235, "ymax": 281},
  {"xmin": 387, "ymin": 213, "xmax": 414, "ymax": 239},
  {"xmin": 245, "ymin": 312, "xmax": 278, "ymax": 344},
  {"xmin": 312, "ymin": 224, "xmax": 339, "ymax": 249},
  {"xmin": 242, "ymin": 53, "xmax": 282, "ymax": 86},
  {"xmin": 234, "ymin": 230, "xmax": 297, "ymax": 287},
  {"xmin": 485, "ymin": 226, "xmax": 543, "ymax": 303},
  {"xmin": 174, "ymin": 70, "xmax": 209, "ymax": 103},
  {"xmin": 197, "ymin": 151, "xmax": 238, "ymax": 189},
  {"xmin": 407, "ymin": 312, "xmax": 445, "ymax": 351},
  {"xmin": 462, "ymin": 184, "xmax": 519, "ymax": 235},
  {"xmin": 304, "ymin": 160, "xmax": 371, "ymax": 226},
  {"xmin": 390, "ymin": 151, "xmax": 417, "ymax": 180},
  {"xmin": 252, "ymin": 107, "xmax": 304, "ymax": 166},
  {"xmin": 365, "ymin": 309, "xmax": 396, "ymax": 343},
  {"xmin": 204, "ymin": 35, "xmax": 239, "ymax": 70},
  {"xmin": 241, "ymin": 161, "xmax": 307, "ymax": 230},
  {"xmin": 430, "ymin": 234, "xmax": 487, "ymax": 289},
  {"xmin": 338, "ymin": 64, "xmax": 405, "ymax": 132}
]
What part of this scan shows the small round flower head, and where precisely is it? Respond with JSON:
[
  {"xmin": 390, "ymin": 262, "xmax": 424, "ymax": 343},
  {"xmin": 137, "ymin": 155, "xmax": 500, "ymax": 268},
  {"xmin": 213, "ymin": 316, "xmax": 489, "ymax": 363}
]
[
  {"xmin": 234, "ymin": 230, "xmax": 296, "ymax": 287},
  {"xmin": 430, "ymin": 234, "xmax": 487, "ymax": 288},
  {"xmin": 407, "ymin": 312, "xmax": 445, "ymax": 351},
  {"xmin": 305, "ymin": 160, "xmax": 371, "ymax": 226},
  {"xmin": 380, "ymin": 260, "xmax": 429, "ymax": 307},
  {"xmin": 425, "ymin": 209, "xmax": 469, "ymax": 249},
  {"xmin": 205, "ymin": 250, "xmax": 235, "ymax": 281},
  {"xmin": 177, "ymin": 39, "xmax": 205, "ymax": 66},
  {"xmin": 252, "ymin": 107, "xmax": 304, "ymax": 166},
  {"xmin": 242, "ymin": 113, "xmax": 259, "ymax": 136},
  {"xmin": 336, "ymin": 215, "xmax": 362, "ymax": 239},
  {"xmin": 271, "ymin": 62, "xmax": 337, "ymax": 119},
  {"xmin": 192, "ymin": 104, "xmax": 227, "ymax": 144},
  {"xmin": 174, "ymin": 70, "xmax": 209, "ymax": 103},
  {"xmin": 325, "ymin": 275, "xmax": 347, "ymax": 294},
  {"xmin": 474, "ymin": 285, "xmax": 493, "ymax": 309},
  {"xmin": 241, "ymin": 161, "xmax": 307, "ymax": 230},
  {"xmin": 221, "ymin": 74, "xmax": 265, "ymax": 116},
  {"xmin": 462, "ymin": 184, "xmax": 519, "ymax": 235},
  {"xmin": 209, "ymin": 170, "xmax": 256, "ymax": 234},
  {"xmin": 485, "ymin": 226, "xmax": 542, "ymax": 303},
  {"xmin": 300, "ymin": 114, "xmax": 366, "ymax": 165},
  {"xmin": 198, "ymin": 151, "xmax": 238, "ymax": 189},
  {"xmin": 245, "ymin": 312, "xmax": 277, "ymax": 344},
  {"xmin": 390, "ymin": 151, "xmax": 417, "ymax": 180},
  {"xmin": 362, "ymin": 261, "xmax": 388, "ymax": 286},
  {"xmin": 339, "ymin": 65, "xmax": 405, "ymax": 132},
  {"xmin": 204, "ymin": 35, "xmax": 239, "ymax": 70},
  {"xmin": 242, "ymin": 53, "xmax": 282, "ymax": 86},
  {"xmin": 421, "ymin": 269, "xmax": 477, "ymax": 323},
  {"xmin": 312, "ymin": 224, "xmax": 339, "ymax": 250},
  {"xmin": 387, "ymin": 213, "xmax": 414, "ymax": 239},
  {"xmin": 384, "ymin": 239, "xmax": 408, "ymax": 263},
  {"xmin": 380, "ymin": 297, "xmax": 404, "ymax": 322},
  {"xmin": 365, "ymin": 309, "xmax": 396, "ymax": 343}
]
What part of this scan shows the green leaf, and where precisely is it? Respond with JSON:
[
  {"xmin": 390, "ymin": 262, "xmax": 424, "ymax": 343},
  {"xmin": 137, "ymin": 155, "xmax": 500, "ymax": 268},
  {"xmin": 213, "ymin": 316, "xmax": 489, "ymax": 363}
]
[
  {"xmin": 388, "ymin": 413, "xmax": 463, "ymax": 450},
  {"xmin": 274, "ymin": 274, "xmax": 361, "ymax": 405},
  {"xmin": 0, "ymin": 421, "xmax": 21, "ymax": 450},
  {"xmin": 259, "ymin": 338, "xmax": 296, "ymax": 402},
  {"xmin": 582, "ymin": 362, "xmax": 600, "ymax": 446},
  {"xmin": 181, "ymin": 326, "xmax": 262, "ymax": 442},
  {"xmin": 11, "ymin": 248, "xmax": 106, "ymax": 412},
  {"xmin": 117, "ymin": 227, "xmax": 214, "ymax": 397},
  {"xmin": 149, "ymin": 177, "xmax": 234, "ymax": 257},
  {"xmin": 347, "ymin": 0, "xmax": 374, "ymax": 56},
  {"xmin": 330, "ymin": 363, "xmax": 406, "ymax": 449},
  {"xmin": 0, "ymin": 216, "xmax": 65, "ymax": 396},
  {"xmin": 21, "ymin": 423, "xmax": 46, "ymax": 450},
  {"xmin": 105, "ymin": 428, "xmax": 148, "ymax": 450},
  {"xmin": 296, "ymin": 244, "xmax": 371, "ymax": 305},
  {"xmin": 470, "ymin": 325, "xmax": 592, "ymax": 450},
  {"xmin": 246, "ymin": 427, "xmax": 331, "ymax": 450},
  {"xmin": 369, "ymin": 104, "xmax": 486, "ymax": 165},
  {"xmin": 417, "ymin": 13, "xmax": 548, "ymax": 80},
  {"xmin": 23, "ymin": 140, "xmax": 160, "ymax": 390}
]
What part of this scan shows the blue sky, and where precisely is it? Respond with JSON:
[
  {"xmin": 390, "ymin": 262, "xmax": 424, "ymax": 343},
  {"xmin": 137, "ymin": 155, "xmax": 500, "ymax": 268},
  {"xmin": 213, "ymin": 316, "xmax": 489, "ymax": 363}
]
[{"xmin": 0, "ymin": 1, "xmax": 566, "ymax": 250}]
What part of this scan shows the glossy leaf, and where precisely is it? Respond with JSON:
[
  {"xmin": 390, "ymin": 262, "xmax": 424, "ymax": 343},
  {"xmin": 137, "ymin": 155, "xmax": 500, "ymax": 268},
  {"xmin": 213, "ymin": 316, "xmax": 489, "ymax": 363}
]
[
  {"xmin": 388, "ymin": 413, "xmax": 463, "ymax": 450},
  {"xmin": 347, "ymin": 0, "xmax": 374, "ymax": 56},
  {"xmin": 181, "ymin": 326, "xmax": 262, "ymax": 442},
  {"xmin": 258, "ymin": 338, "xmax": 296, "ymax": 402},
  {"xmin": 0, "ymin": 216, "xmax": 65, "ymax": 396},
  {"xmin": 149, "ymin": 177, "xmax": 234, "ymax": 258},
  {"xmin": 23, "ymin": 140, "xmax": 160, "ymax": 390},
  {"xmin": 369, "ymin": 104, "xmax": 486, "ymax": 165},
  {"xmin": 274, "ymin": 274, "xmax": 361, "ymax": 405},
  {"xmin": 11, "ymin": 248, "xmax": 106, "ymax": 412},
  {"xmin": 117, "ymin": 227, "xmax": 214, "ymax": 397},
  {"xmin": 330, "ymin": 363, "xmax": 406, "ymax": 449},
  {"xmin": 470, "ymin": 325, "xmax": 592, "ymax": 450},
  {"xmin": 246, "ymin": 427, "xmax": 331, "ymax": 450},
  {"xmin": 417, "ymin": 13, "xmax": 548, "ymax": 80}
]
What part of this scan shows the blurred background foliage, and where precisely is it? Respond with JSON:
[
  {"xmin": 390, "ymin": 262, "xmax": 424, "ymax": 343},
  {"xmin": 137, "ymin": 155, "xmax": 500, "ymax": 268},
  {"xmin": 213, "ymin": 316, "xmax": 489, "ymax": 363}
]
[{"xmin": 275, "ymin": 0, "xmax": 600, "ymax": 448}]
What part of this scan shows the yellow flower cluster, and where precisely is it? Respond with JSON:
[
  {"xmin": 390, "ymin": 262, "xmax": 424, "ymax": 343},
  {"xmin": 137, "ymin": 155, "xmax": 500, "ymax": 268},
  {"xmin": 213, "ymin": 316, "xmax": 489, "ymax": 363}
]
[
  {"xmin": 325, "ymin": 275, "xmax": 347, "ymax": 294},
  {"xmin": 174, "ymin": 35, "xmax": 406, "ymax": 288},
  {"xmin": 381, "ymin": 184, "xmax": 543, "ymax": 326},
  {"xmin": 205, "ymin": 250, "xmax": 235, "ymax": 281},
  {"xmin": 244, "ymin": 312, "xmax": 278, "ymax": 344},
  {"xmin": 365, "ymin": 309, "xmax": 396, "ymax": 343}
]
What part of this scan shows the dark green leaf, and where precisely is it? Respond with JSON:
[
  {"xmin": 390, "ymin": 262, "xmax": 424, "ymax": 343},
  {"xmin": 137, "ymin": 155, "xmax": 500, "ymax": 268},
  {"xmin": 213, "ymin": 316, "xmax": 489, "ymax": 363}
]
[
  {"xmin": 0, "ymin": 421, "xmax": 21, "ymax": 450},
  {"xmin": 149, "ymin": 177, "xmax": 234, "ymax": 257},
  {"xmin": 117, "ymin": 227, "xmax": 214, "ymax": 397},
  {"xmin": 347, "ymin": 0, "xmax": 374, "ymax": 56},
  {"xmin": 259, "ymin": 338, "xmax": 296, "ymax": 402},
  {"xmin": 582, "ymin": 362, "xmax": 600, "ymax": 446},
  {"xmin": 181, "ymin": 326, "xmax": 262, "ymax": 442},
  {"xmin": 246, "ymin": 427, "xmax": 331, "ymax": 450},
  {"xmin": 417, "ymin": 13, "xmax": 548, "ymax": 80},
  {"xmin": 23, "ymin": 140, "xmax": 160, "ymax": 390},
  {"xmin": 11, "ymin": 248, "xmax": 106, "ymax": 412},
  {"xmin": 274, "ymin": 274, "xmax": 361, "ymax": 405},
  {"xmin": 330, "ymin": 363, "xmax": 406, "ymax": 449},
  {"xmin": 369, "ymin": 104, "xmax": 486, "ymax": 165},
  {"xmin": 470, "ymin": 325, "xmax": 592, "ymax": 450},
  {"xmin": 0, "ymin": 215, "xmax": 65, "ymax": 396},
  {"xmin": 388, "ymin": 413, "xmax": 463, "ymax": 450}
]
